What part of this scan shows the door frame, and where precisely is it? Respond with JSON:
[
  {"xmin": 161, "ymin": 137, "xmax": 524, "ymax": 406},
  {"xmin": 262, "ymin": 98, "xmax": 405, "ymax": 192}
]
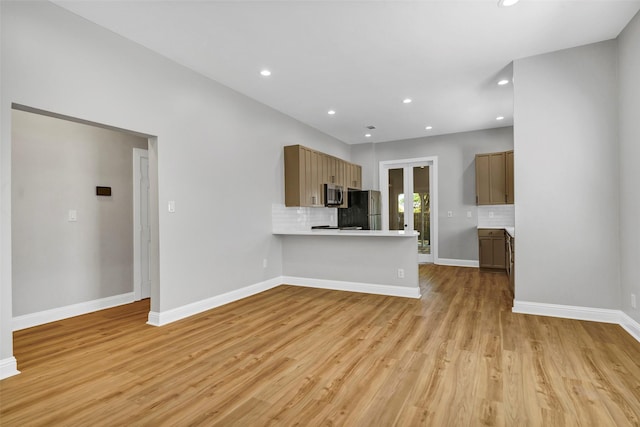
[
  {"xmin": 133, "ymin": 147, "xmax": 149, "ymax": 301},
  {"xmin": 379, "ymin": 156, "xmax": 438, "ymax": 263}
]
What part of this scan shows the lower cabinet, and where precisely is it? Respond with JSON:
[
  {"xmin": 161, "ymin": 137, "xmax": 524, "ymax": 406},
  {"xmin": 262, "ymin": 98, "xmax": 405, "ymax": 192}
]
[
  {"xmin": 506, "ymin": 233, "xmax": 515, "ymax": 294},
  {"xmin": 478, "ymin": 229, "xmax": 506, "ymax": 269}
]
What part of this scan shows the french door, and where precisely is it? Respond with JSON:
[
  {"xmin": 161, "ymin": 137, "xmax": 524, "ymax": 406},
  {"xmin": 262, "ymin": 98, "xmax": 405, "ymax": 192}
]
[{"xmin": 380, "ymin": 157, "xmax": 438, "ymax": 263}]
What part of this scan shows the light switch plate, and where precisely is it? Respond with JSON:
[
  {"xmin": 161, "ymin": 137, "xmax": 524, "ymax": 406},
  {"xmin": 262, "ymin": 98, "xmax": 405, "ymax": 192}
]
[
  {"xmin": 168, "ymin": 200, "xmax": 176, "ymax": 213},
  {"xmin": 447, "ymin": 211, "xmax": 453, "ymax": 218},
  {"xmin": 68, "ymin": 210, "xmax": 77, "ymax": 222},
  {"xmin": 467, "ymin": 211, "xmax": 472, "ymax": 218}
]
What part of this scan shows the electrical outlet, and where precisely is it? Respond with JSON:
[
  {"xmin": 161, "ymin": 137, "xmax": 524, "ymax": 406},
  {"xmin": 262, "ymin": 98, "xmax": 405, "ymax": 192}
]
[
  {"xmin": 467, "ymin": 211, "xmax": 472, "ymax": 218},
  {"xmin": 632, "ymin": 294, "xmax": 637, "ymax": 309},
  {"xmin": 263, "ymin": 259, "xmax": 268, "ymax": 268},
  {"xmin": 397, "ymin": 268, "xmax": 405, "ymax": 279},
  {"xmin": 447, "ymin": 211, "xmax": 453, "ymax": 218}
]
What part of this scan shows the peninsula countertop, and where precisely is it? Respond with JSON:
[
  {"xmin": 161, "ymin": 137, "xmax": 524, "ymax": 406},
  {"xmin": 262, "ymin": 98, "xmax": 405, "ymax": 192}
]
[
  {"xmin": 273, "ymin": 229, "xmax": 419, "ymax": 238},
  {"xmin": 477, "ymin": 225, "xmax": 515, "ymax": 237}
]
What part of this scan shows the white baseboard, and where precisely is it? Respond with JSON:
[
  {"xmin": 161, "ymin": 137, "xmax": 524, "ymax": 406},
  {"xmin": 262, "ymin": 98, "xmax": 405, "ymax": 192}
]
[
  {"xmin": 281, "ymin": 276, "xmax": 421, "ymax": 299},
  {"xmin": 620, "ymin": 312, "xmax": 640, "ymax": 342},
  {"xmin": 147, "ymin": 277, "xmax": 282, "ymax": 326},
  {"xmin": 513, "ymin": 300, "xmax": 620, "ymax": 323},
  {"xmin": 147, "ymin": 275, "xmax": 421, "ymax": 327},
  {"xmin": 0, "ymin": 357, "xmax": 20, "ymax": 380},
  {"xmin": 436, "ymin": 258, "xmax": 479, "ymax": 268},
  {"xmin": 513, "ymin": 300, "xmax": 640, "ymax": 343},
  {"xmin": 13, "ymin": 292, "xmax": 135, "ymax": 331}
]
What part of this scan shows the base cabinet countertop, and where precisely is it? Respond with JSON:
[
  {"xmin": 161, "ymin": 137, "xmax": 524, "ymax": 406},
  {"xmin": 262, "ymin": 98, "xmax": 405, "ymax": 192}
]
[{"xmin": 273, "ymin": 230, "xmax": 419, "ymax": 237}]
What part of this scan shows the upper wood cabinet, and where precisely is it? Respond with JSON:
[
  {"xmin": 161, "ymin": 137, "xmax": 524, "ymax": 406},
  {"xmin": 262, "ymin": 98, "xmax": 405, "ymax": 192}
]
[
  {"xmin": 505, "ymin": 150, "xmax": 514, "ymax": 204},
  {"xmin": 346, "ymin": 163, "xmax": 362, "ymax": 190},
  {"xmin": 284, "ymin": 145, "xmax": 362, "ymax": 208},
  {"xmin": 284, "ymin": 145, "xmax": 322, "ymax": 207},
  {"xmin": 475, "ymin": 150, "xmax": 513, "ymax": 205}
]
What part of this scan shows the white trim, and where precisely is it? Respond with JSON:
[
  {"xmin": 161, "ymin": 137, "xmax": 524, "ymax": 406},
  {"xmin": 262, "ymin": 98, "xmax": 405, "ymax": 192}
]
[
  {"xmin": 146, "ymin": 277, "xmax": 282, "ymax": 326},
  {"xmin": 513, "ymin": 300, "xmax": 620, "ymax": 323},
  {"xmin": 379, "ymin": 156, "xmax": 438, "ymax": 264},
  {"xmin": 620, "ymin": 312, "xmax": 640, "ymax": 342},
  {"xmin": 513, "ymin": 300, "xmax": 640, "ymax": 344},
  {"xmin": 436, "ymin": 258, "xmax": 480, "ymax": 268},
  {"xmin": 133, "ymin": 147, "xmax": 149, "ymax": 301},
  {"xmin": 282, "ymin": 276, "xmax": 421, "ymax": 299},
  {"xmin": 0, "ymin": 357, "xmax": 20, "ymax": 380},
  {"xmin": 12, "ymin": 292, "xmax": 135, "ymax": 331},
  {"xmin": 146, "ymin": 275, "xmax": 421, "ymax": 327}
]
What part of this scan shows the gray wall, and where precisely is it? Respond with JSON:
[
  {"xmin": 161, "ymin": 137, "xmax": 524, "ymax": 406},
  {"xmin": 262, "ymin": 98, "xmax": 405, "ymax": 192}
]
[
  {"xmin": 11, "ymin": 110, "xmax": 147, "ymax": 316},
  {"xmin": 351, "ymin": 127, "xmax": 514, "ymax": 261},
  {"xmin": 0, "ymin": 1, "xmax": 349, "ymax": 361},
  {"xmin": 513, "ymin": 40, "xmax": 621, "ymax": 309},
  {"xmin": 281, "ymin": 235, "xmax": 419, "ymax": 288},
  {"xmin": 619, "ymin": 11, "xmax": 640, "ymax": 323}
]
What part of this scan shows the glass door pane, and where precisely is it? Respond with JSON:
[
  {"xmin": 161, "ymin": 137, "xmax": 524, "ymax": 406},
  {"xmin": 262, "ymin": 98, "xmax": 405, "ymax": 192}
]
[
  {"xmin": 382, "ymin": 160, "xmax": 434, "ymax": 263},
  {"xmin": 388, "ymin": 168, "xmax": 404, "ymax": 230},
  {"xmin": 413, "ymin": 166, "xmax": 430, "ymax": 256}
]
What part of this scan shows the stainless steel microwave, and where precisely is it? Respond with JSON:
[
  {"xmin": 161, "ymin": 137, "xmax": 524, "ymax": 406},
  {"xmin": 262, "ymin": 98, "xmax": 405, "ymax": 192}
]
[{"xmin": 324, "ymin": 183, "xmax": 344, "ymax": 207}]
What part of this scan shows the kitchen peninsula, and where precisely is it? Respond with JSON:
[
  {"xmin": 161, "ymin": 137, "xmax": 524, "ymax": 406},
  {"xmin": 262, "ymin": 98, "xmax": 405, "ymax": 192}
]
[{"xmin": 274, "ymin": 229, "xmax": 420, "ymax": 298}]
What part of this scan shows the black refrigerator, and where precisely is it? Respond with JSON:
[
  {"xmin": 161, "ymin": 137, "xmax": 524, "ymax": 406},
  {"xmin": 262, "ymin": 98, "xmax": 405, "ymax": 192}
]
[{"xmin": 338, "ymin": 190, "xmax": 382, "ymax": 230}]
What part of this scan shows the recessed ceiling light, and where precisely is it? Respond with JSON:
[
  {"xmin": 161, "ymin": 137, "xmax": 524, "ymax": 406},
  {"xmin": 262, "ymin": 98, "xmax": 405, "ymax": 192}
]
[
  {"xmin": 498, "ymin": 0, "xmax": 520, "ymax": 7},
  {"xmin": 403, "ymin": 98, "xmax": 412, "ymax": 104},
  {"xmin": 328, "ymin": 110, "xmax": 336, "ymax": 115},
  {"xmin": 498, "ymin": 79, "xmax": 509, "ymax": 86},
  {"xmin": 425, "ymin": 126, "xmax": 433, "ymax": 130},
  {"xmin": 496, "ymin": 116, "xmax": 505, "ymax": 121},
  {"xmin": 260, "ymin": 69, "xmax": 271, "ymax": 77},
  {"xmin": 365, "ymin": 134, "xmax": 372, "ymax": 138}
]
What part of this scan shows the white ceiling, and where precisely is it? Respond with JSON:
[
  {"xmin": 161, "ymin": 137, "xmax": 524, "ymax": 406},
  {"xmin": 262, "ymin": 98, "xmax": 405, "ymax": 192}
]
[{"xmin": 52, "ymin": 0, "xmax": 640, "ymax": 145}]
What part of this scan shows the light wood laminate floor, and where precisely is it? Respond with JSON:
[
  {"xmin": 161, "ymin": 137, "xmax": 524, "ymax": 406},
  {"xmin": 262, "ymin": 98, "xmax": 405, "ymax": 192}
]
[{"xmin": 1, "ymin": 265, "xmax": 639, "ymax": 426}]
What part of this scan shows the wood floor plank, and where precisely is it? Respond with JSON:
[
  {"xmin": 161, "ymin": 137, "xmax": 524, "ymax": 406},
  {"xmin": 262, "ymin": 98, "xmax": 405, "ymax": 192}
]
[{"xmin": 2, "ymin": 264, "xmax": 640, "ymax": 426}]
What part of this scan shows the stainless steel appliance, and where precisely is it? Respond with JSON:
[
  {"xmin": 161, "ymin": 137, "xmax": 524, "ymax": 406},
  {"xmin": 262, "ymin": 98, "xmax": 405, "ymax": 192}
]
[
  {"xmin": 338, "ymin": 190, "xmax": 381, "ymax": 230},
  {"xmin": 324, "ymin": 183, "xmax": 344, "ymax": 207}
]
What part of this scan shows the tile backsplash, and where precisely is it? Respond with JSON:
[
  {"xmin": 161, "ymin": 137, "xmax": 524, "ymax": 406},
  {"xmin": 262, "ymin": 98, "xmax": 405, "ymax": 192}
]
[
  {"xmin": 272, "ymin": 203, "xmax": 337, "ymax": 232},
  {"xmin": 477, "ymin": 205, "xmax": 515, "ymax": 227}
]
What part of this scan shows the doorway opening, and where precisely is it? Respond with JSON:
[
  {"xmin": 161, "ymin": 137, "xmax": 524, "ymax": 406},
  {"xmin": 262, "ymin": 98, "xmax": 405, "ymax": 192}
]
[
  {"xmin": 10, "ymin": 104, "xmax": 159, "ymax": 325},
  {"xmin": 380, "ymin": 157, "xmax": 438, "ymax": 264}
]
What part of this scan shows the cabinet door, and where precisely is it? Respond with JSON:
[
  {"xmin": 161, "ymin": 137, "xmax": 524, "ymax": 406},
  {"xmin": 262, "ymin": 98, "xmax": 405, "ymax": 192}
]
[
  {"xmin": 476, "ymin": 152, "xmax": 507, "ymax": 205},
  {"xmin": 479, "ymin": 237, "xmax": 494, "ymax": 268},
  {"xmin": 506, "ymin": 150, "xmax": 514, "ymax": 204},
  {"xmin": 337, "ymin": 159, "xmax": 348, "ymax": 208},
  {"xmin": 489, "ymin": 152, "xmax": 506, "ymax": 204},
  {"xmin": 307, "ymin": 149, "xmax": 322, "ymax": 206},
  {"xmin": 319, "ymin": 153, "xmax": 329, "ymax": 205},
  {"xmin": 475, "ymin": 154, "xmax": 491, "ymax": 205},
  {"xmin": 284, "ymin": 145, "xmax": 302, "ymax": 207},
  {"xmin": 355, "ymin": 165, "xmax": 362, "ymax": 189},
  {"xmin": 491, "ymin": 236, "xmax": 506, "ymax": 269},
  {"xmin": 345, "ymin": 163, "xmax": 362, "ymax": 189},
  {"xmin": 303, "ymin": 147, "xmax": 314, "ymax": 206}
]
